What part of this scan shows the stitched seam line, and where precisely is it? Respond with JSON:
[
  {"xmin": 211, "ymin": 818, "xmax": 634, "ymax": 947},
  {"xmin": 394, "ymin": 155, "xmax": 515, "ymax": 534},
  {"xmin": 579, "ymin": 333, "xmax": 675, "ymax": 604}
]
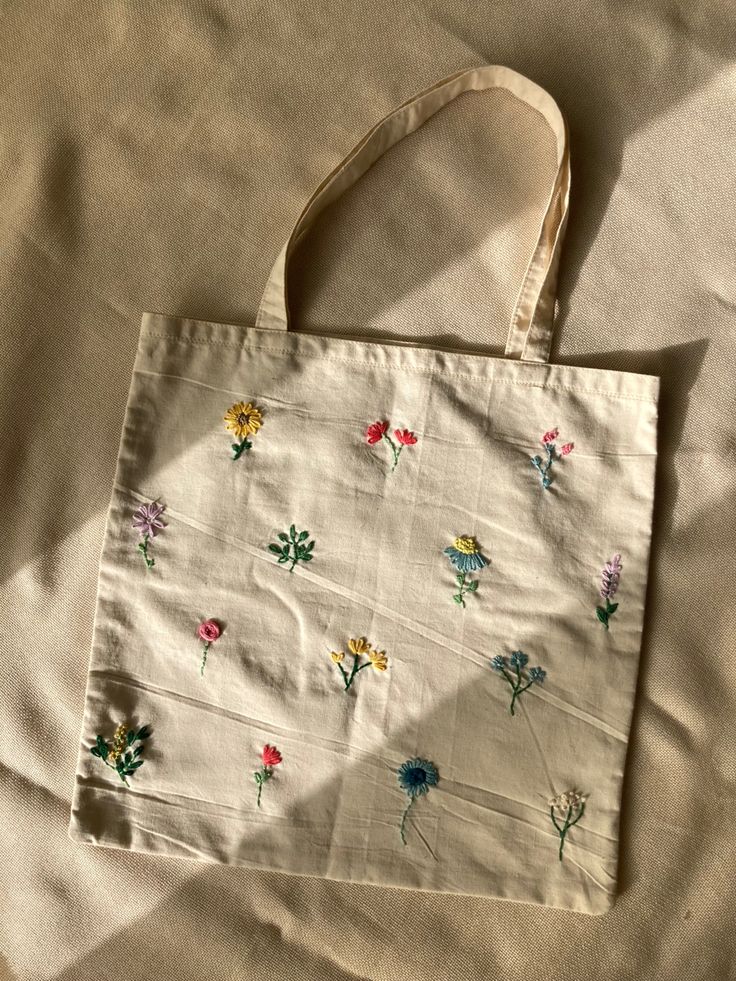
[{"xmin": 139, "ymin": 333, "xmax": 659, "ymax": 403}]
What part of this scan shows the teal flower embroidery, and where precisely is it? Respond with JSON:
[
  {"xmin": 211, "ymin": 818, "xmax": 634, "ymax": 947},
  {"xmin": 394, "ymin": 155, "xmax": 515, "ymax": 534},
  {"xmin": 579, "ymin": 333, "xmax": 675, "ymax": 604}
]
[
  {"xmin": 549, "ymin": 790, "xmax": 587, "ymax": 861},
  {"xmin": 530, "ymin": 428, "xmax": 574, "ymax": 489},
  {"xmin": 491, "ymin": 651, "xmax": 546, "ymax": 715},
  {"xmin": 268, "ymin": 525, "xmax": 315, "ymax": 572},
  {"xmin": 397, "ymin": 758, "xmax": 439, "ymax": 844},
  {"xmin": 90, "ymin": 723, "xmax": 151, "ymax": 787},
  {"xmin": 443, "ymin": 536, "xmax": 488, "ymax": 606}
]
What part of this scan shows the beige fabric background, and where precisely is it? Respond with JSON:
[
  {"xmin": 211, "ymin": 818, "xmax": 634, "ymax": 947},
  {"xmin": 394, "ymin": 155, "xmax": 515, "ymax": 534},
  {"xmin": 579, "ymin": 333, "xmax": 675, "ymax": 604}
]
[{"xmin": 1, "ymin": 2, "xmax": 734, "ymax": 979}]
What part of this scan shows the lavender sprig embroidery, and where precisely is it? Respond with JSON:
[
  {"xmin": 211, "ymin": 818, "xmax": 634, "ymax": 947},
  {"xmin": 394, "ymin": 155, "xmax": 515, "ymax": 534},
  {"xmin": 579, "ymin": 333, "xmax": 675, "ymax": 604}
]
[
  {"xmin": 132, "ymin": 502, "xmax": 166, "ymax": 569},
  {"xmin": 530, "ymin": 428, "xmax": 574, "ymax": 489},
  {"xmin": 596, "ymin": 553, "xmax": 622, "ymax": 629}
]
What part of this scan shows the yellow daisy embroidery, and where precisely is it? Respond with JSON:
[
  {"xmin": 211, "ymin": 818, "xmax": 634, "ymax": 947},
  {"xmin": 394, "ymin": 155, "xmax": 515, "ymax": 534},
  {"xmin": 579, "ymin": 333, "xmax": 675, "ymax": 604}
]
[{"xmin": 224, "ymin": 401, "xmax": 263, "ymax": 459}]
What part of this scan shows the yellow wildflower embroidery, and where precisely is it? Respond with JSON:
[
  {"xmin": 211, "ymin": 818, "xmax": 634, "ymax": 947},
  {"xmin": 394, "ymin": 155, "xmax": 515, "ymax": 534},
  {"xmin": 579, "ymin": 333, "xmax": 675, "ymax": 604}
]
[
  {"xmin": 331, "ymin": 637, "xmax": 388, "ymax": 690},
  {"xmin": 348, "ymin": 637, "xmax": 372, "ymax": 656},
  {"xmin": 224, "ymin": 401, "xmax": 263, "ymax": 440}
]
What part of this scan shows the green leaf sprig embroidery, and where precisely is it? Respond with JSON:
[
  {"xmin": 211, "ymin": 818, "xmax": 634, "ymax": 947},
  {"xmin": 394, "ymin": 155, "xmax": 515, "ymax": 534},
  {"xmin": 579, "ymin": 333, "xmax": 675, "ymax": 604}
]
[
  {"xmin": 90, "ymin": 723, "xmax": 151, "ymax": 787},
  {"xmin": 268, "ymin": 524, "xmax": 315, "ymax": 572}
]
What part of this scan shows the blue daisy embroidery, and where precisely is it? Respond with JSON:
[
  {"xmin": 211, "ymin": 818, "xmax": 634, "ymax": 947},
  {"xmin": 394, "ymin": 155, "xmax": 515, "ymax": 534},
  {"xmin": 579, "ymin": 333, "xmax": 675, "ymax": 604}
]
[
  {"xmin": 397, "ymin": 757, "xmax": 439, "ymax": 844},
  {"xmin": 443, "ymin": 536, "xmax": 488, "ymax": 607}
]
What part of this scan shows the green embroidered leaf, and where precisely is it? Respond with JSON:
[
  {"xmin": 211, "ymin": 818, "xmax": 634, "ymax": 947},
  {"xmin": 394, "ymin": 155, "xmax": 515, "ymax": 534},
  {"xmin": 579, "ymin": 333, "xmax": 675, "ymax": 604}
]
[
  {"xmin": 595, "ymin": 606, "xmax": 609, "ymax": 625},
  {"xmin": 127, "ymin": 760, "xmax": 144, "ymax": 770},
  {"xmin": 301, "ymin": 554, "xmax": 313, "ymax": 562},
  {"xmin": 304, "ymin": 540, "xmax": 315, "ymax": 552},
  {"xmin": 268, "ymin": 544, "xmax": 284, "ymax": 554},
  {"xmin": 607, "ymin": 602, "xmax": 619, "ymax": 615},
  {"xmin": 277, "ymin": 555, "xmax": 289, "ymax": 564},
  {"xmin": 455, "ymin": 574, "xmax": 464, "ymax": 585},
  {"xmin": 289, "ymin": 524, "xmax": 296, "ymax": 540},
  {"xmin": 298, "ymin": 530, "xmax": 308, "ymax": 541},
  {"xmin": 124, "ymin": 751, "xmax": 133, "ymax": 766},
  {"xmin": 136, "ymin": 725, "xmax": 152, "ymax": 741},
  {"xmin": 96, "ymin": 735, "xmax": 108, "ymax": 760},
  {"xmin": 468, "ymin": 580, "xmax": 479, "ymax": 592},
  {"xmin": 90, "ymin": 746, "xmax": 101, "ymax": 757},
  {"xmin": 453, "ymin": 594, "xmax": 463, "ymax": 604},
  {"xmin": 137, "ymin": 542, "xmax": 146, "ymax": 552},
  {"xmin": 133, "ymin": 745, "xmax": 143, "ymax": 758},
  {"xmin": 126, "ymin": 729, "xmax": 135, "ymax": 746},
  {"xmin": 278, "ymin": 533, "xmax": 289, "ymax": 542}
]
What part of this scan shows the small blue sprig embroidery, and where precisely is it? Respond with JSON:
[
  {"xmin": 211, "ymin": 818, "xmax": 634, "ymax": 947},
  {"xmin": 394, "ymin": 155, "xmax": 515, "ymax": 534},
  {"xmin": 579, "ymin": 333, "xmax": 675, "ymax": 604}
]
[
  {"xmin": 549, "ymin": 790, "xmax": 587, "ymax": 861},
  {"xmin": 491, "ymin": 651, "xmax": 546, "ymax": 715},
  {"xmin": 397, "ymin": 758, "xmax": 439, "ymax": 845},
  {"xmin": 530, "ymin": 428, "xmax": 574, "ymax": 489}
]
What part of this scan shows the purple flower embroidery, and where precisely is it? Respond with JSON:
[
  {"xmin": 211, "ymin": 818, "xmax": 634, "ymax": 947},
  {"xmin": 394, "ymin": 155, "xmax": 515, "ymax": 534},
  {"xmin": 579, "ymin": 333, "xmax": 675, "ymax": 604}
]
[
  {"xmin": 132, "ymin": 502, "xmax": 166, "ymax": 569},
  {"xmin": 596, "ymin": 553, "xmax": 622, "ymax": 629}
]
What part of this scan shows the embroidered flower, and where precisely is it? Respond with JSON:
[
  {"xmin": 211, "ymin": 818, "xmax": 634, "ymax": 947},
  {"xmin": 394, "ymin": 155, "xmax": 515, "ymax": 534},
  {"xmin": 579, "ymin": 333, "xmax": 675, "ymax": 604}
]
[
  {"xmin": 366, "ymin": 420, "xmax": 417, "ymax": 471},
  {"xmin": 397, "ymin": 758, "xmax": 439, "ymax": 844},
  {"xmin": 549, "ymin": 789, "xmax": 587, "ymax": 861},
  {"xmin": 491, "ymin": 650, "xmax": 546, "ymax": 715},
  {"xmin": 254, "ymin": 744, "xmax": 282, "ymax": 807},
  {"xmin": 530, "ymin": 428, "xmax": 574, "ymax": 489},
  {"xmin": 366, "ymin": 421, "xmax": 389, "ymax": 445},
  {"xmin": 224, "ymin": 401, "xmax": 263, "ymax": 459},
  {"xmin": 394, "ymin": 429, "xmax": 417, "ymax": 446},
  {"xmin": 596, "ymin": 553, "xmax": 622, "ymax": 629},
  {"xmin": 443, "ymin": 536, "xmax": 488, "ymax": 607},
  {"xmin": 330, "ymin": 637, "xmax": 388, "ymax": 690},
  {"xmin": 268, "ymin": 525, "xmax": 315, "ymax": 572},
  {"xmin": 132, "ymin": 501, "xmax": 165, "ymax": 569},
  {"xmin": 197, "ymin": 618, "xmax": 222, "ymax": 675},
  {"xmin": 90, "ymin": 723, "xmax": 151, "ymax": 787}
]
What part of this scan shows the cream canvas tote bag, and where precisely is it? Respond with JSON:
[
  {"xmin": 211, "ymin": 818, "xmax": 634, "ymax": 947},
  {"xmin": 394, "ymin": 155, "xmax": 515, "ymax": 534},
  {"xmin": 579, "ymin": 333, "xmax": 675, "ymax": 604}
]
[{"xmin": 69, "ymin": 65, "xmax": 659, "ymax": 914}]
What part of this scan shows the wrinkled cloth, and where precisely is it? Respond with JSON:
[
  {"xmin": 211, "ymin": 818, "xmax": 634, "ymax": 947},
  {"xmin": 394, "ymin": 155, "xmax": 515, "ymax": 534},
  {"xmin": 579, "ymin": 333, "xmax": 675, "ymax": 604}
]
[{"xmin": 1, "ymin": 2, "xmax": 735, "ymax": 979}]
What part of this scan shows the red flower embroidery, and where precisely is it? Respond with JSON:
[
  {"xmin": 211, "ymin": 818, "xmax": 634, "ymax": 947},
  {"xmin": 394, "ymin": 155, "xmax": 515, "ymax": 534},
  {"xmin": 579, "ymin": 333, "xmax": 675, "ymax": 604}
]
[
  {"xmin": 541, "ymin": 428, "xmax": 559, "ymax": 445},
  {"xmin": 394, "ymin": 429, "xmax": 417, "ymax": 446},
  {"xmin": 366, "ymin": 421, "xmax": 389, "ymax": 445},
  {"xmin": 560, "ymin": 442, "xmax": 574, "ymax": 456},
  {"xmin": 262, "ymin": 744, "xmax": 282, "ymax": 767}
]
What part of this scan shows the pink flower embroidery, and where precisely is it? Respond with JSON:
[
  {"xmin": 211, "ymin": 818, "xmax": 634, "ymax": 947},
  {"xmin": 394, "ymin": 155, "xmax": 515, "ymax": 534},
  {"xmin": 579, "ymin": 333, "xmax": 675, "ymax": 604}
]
[
  {"xmin": 530, "ymin": 428, "xmax": 574, "ymax": 489},
  {"xmin": 366, "ymin": 421, "xmax": 389, "ymax": 445},
  {"xmin": 254, "ymin": 744, "xmax": 283, "ymax": 807},
  {"xmin": 197, "ymin": 619, "xmax": 221, "ymax": 643},
  {"xmin": 365, "ymin": 419, "xmax": 418, "ymax": 471},
  {"xmin": 394, "ymin": 429, "xmax": 418, "ymax": 446},
  {"xmin": 197, "ymin": 619, "xmax": 221, "ymax": 675}
]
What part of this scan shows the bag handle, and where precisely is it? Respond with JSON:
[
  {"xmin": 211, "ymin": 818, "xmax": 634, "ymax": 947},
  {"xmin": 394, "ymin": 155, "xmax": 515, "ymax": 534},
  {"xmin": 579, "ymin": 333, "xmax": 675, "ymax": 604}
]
[{"xmin": 255, "ymin": 65, "xmax": 570, "ymax": 364}]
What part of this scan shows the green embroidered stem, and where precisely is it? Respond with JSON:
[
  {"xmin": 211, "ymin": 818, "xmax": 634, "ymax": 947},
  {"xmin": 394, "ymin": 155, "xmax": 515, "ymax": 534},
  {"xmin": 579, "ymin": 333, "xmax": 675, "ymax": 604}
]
[
  {"xmin": 200, "ymin": 642, "xmax": 210, "ymax": 675},
  {"xmin": 231, "ymin": 438, "xmax": 252, "ymax": 460},
  {"xmin": 452, "ymin": 571, "xmax": 480, "ymax": 606},
  {"xmin": 383, "ymin": 433, "xmax": 402, "ymax": 471},
  {"xmin": 342, "ymin": 656, "xmax": 374, "ymax": 691},
  {"xmin": 551, "ymin": 803, "xmax": 586, "ymax": 860},
  {"xmin": 137, "ymin": 534, "xmax": 154, "ymax": 569},
  {"xmin": 254, "ymin": 766, "xmax": 273, "ymax": 807},
  {"xmin": 595, "ymin": 598, "xmax": 619, "ymax": 630},
  {"xmin": 530, "ymin": 443, "xmax": 555, "ymax": 490},
  {"xmin": 399, "ymin": 796, "xmax": 415, "ymax": 845}
]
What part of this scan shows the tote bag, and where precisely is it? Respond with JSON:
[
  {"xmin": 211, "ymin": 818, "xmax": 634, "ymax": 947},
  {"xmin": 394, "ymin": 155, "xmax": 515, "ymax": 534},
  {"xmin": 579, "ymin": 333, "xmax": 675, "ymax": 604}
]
[{"xmin": 69, "ymin": 65, "xmax": 659, "ymax": 915}]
